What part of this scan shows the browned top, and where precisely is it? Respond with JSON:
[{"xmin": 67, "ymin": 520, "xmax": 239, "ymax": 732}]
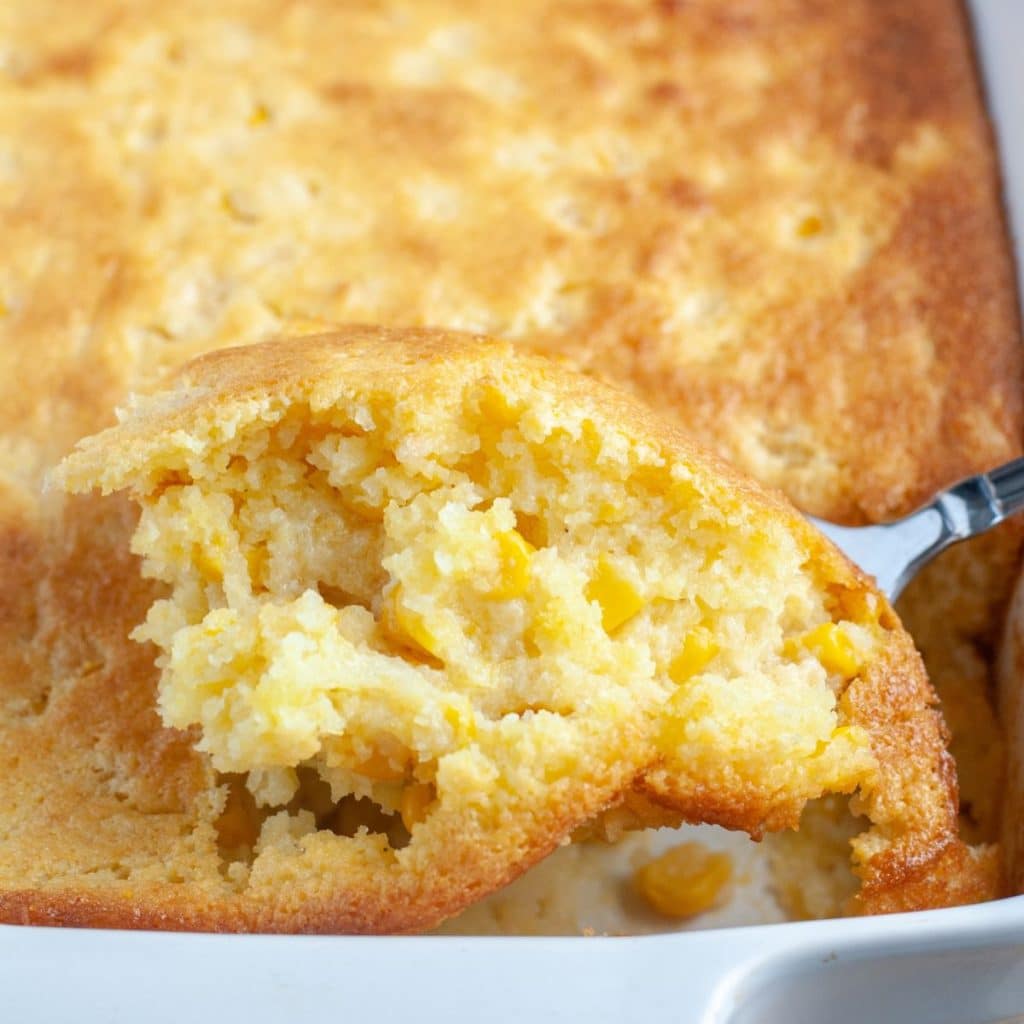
[
  {"xmin": 0, "ymin": 0, "xmax": 1018, "ymax": 927},
  {"xmin": 1, "ymin": 0, "xmax": 1018, "ymax": 516}
]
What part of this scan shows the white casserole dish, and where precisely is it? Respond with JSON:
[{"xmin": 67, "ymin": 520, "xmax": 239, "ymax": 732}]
[{"xmin": 3, "ymin": 2, "xmax": 1022, "ymax": 1019}]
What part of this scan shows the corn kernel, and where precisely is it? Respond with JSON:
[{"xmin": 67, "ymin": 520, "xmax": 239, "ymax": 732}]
[
  {"xmin": 245, "ymin": 546, "xmax": 267, "ymax": 586},
  {"xmin": 355, "ymin": 749, "xmax": 407, "ymax": 782},
  {"xmin": 586, "ymin": 558, "xmax": 644, "ymax": 633},
  {"xmin": 796, "ymin": 213, "xmax": 824, "ymax": 237},
  {"xmin": 196, "ymin": 546, "xmax": 226, "ymax": 580},
  {"xmin": 514, "ymin": 512, "xmax": 546, "ymax": 548},
  {"xmin": 443, "ymin": 703, "xmax": 478, "ymax": 742},
  {"xmin": 634, "ymin": 843, "xmax": 733, "ymax": 919},
  {"xmin": 456, "ymin": 449, "xmax": 489, "ymax": 484},
  {"xmin": 487, "ymin": 529, "xmax": 534, "ymax": 600},
  {"xmin": 798, "ymin": 622, "xmax": 861, "ymax": 678},
  {"xmin": 383, "ymin": 585, "xmax": 442, "ymax": 659},
  {"xmin": 669, "ymin": 630, "xmax": 719, "ymax": 683},
  {"xmin": 248, "ymin": 102, "xmax": 270, "ymax": 126},
  {"xmin": 400, "ymin": 782, "xmax": 435, "ymax": 831},
  {"xmin": 596, "ymin": 501, "xmax": 625, "ymax": 524},
  {"xmin": 478, "ymin": 386, "xmax": 517, "ymax": 426}
]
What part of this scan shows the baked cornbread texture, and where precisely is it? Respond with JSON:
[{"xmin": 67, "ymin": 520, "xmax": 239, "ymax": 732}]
[
  {"xmin": 45, "ymin": 328, "xmax": 989, "ymax": 931},
  {"xmin": 2, "ymin": 0, "xmax": 1017, "ymax": 509},
  {"xmin": 0, "ymin": 0, "xmax": 1018, "ymax": 922}
]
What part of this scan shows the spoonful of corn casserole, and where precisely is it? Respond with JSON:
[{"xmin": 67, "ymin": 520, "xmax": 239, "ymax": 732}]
[{"xmin": 52, "ymin": 326, "xmax": 992, "ymax": 931}]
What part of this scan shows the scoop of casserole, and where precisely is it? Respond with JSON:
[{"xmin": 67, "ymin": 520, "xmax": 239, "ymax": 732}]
[{"xmin": 51, "ymin": 326, "xmax": 992, "ymax": 930}]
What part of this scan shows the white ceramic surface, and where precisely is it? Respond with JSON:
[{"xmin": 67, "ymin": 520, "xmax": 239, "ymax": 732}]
[
  {"xmin": 3, "ymin": 3, "xmax": 1023, "ymax": 1021},
  {"xmin": 3, "ymin": 894, "xmax": 1023, "ymax": 1023}
]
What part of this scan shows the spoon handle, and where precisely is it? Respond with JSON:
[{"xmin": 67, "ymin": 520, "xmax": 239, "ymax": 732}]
[
  {"xmin": 808, "ymin": 457, "xmax": 1024, "ymax": 601},
  {"xmin": 981, "ymin": 457, "xmax": 1024, "ymax": 527}
]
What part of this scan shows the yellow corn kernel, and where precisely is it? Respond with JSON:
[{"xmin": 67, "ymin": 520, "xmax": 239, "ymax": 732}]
[
  {"xmin": 443, "ymin": 703, "xmax": 478, "ymax": 742},
  {"xmin": 796, "ymin": 213, "xmax": 824, "ymax": 237},
  {"xmin": 383, "ymin": 585, "xmax": 442, "ymax": 659},
  {"xmin": 487, "ymin": 529, "xmax": 534, "ymax": 600},
  {"xmin": 596, "ymin": 501, "xmax": 626, "ymax": 524},
  {"xmin": 514, "ymin": 512, "xmax": 546, "ymax": 549},
  {"xmin": 668, "ymin": 630, "xmax": 719, "ymax": 684},
  {"xmin": 634, "ymin": 843, "xmax": 733, "ymax": 919},
  {"xmin": 456, "ymin": 449, "xmax": 489, "ymax": 484},
  {"xmin": 400, "ymin": 782, "xmax": 435, "ymax": 831},
  {"xmin": 478, "ymin": 385, "xmax": 517, "ymax": 426},
  {"xmin": 793, "ymin": 622, "xmax": 861, "ymax": 679},
  {"xmin": 586, "ymin": 558, "xmax": 644, "ymax": 633},
  {"xmin": 248, "ymin": 102, "xmax": 270, "ymax": 126},
  {"xmin": 196, "ymin": 546, "xmax": 226, "ymax": 580},
  {"xmin": 355, "ymin": 749, "xmax": 407, "ymax": 783},
  {"xmin": 245, "ymin": 546, "xmax": 267, "ymax": 586}
]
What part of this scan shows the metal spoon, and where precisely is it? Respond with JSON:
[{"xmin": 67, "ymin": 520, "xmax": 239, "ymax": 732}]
[{"xmin": 807, "ymin": 458, "xmax": 1024, "ymax": 601}]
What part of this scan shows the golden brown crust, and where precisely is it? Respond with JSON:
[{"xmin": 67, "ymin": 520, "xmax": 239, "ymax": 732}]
[
  {"xmin": 2, "ymin": 1, "xmax": 1017, "ymax": 512},
  {"xmin": 854, "ymin": 841, "xmax": 1000, "ymax": 916}
]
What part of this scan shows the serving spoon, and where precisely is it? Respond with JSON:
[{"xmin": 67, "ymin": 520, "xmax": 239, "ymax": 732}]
[{"xmin": 808, "ymin": 457, "xmax": 1024, "ymax": 601}]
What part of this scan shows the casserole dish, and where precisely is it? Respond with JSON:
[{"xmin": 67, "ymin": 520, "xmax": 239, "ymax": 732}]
[{"xmin": 2, "ymin": 1, "xmax": 1023, "ymax": 1019}]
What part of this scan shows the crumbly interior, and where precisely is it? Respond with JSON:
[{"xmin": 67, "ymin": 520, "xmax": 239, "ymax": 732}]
[{"xmin": 128, "ymin": 380, "xmax": 878, "ymax": 874}]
